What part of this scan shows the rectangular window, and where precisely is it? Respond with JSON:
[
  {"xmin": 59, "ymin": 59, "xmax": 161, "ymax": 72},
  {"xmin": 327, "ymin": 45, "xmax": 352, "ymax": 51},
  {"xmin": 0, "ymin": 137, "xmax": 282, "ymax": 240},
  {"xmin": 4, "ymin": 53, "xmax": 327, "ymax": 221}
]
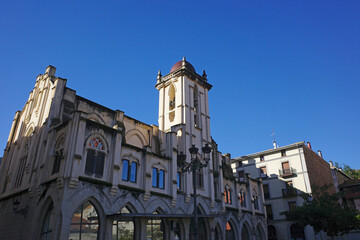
[
  {"xmin": 130, "ymin": 162, "xmax": 137, "ymax": 183},
  {"xmin": 263, "ymin": 184, "xmax": 270, "ymax": 199},
  {"xmin": 94, "ymin": 152, "xmax": 105, "ymax": 178},
  {"xmin": 196, "ymin": 171, "xmax": 204, "ymax": 188},
  {"xmin": 152, "ymin": 168, "xmax": 165, "ymax": 189},
  {"xmin": 122, "ymin": 160, "xmax": 129, "ymax": 181},
  {"xmin": 254, "ymin": 196, "xmax": 259, "ymax": 210},
  {"xmin": 282, "ymin": 161, "xmax": 290, "ymax": 175},
  {"xmin": 260, "ymin": 155, "xmax": 264, "ymax": 162},
  {"xmin": 85, "ymin": 150, "xmax": 96, "ymax": 175},
  {"xmin": 159, "ymin": 169, "xmax": 165, "ymax": 189},
  {"xmin": 52, "ymin": 152, "xmax": 62, "ymax": 175},
  {"xmin": 266, "ymin": 205, "xmax": 273, "ymax": 220},
  {"xmin": 152, "ymin": 168, "xmax": 158, "ymax": 187},
  {"xmin": 240, "ymin": 192, "xmax": 246, "ymax": 208},
  {"xmin": 177, "ymin": 172, "xmax": 181, "ymax": 190},
  {"xmin": 281, "ymin": 150, "xmax": 286, "ymax": 157}
]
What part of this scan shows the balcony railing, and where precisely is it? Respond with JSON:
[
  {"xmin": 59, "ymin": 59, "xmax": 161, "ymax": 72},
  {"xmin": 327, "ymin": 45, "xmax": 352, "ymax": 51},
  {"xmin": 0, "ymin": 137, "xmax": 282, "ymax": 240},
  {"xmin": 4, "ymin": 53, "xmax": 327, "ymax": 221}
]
[
  {"xmin": 279, "ymin": 168, "xmax": 296, "ymax": 178},
  {"xmin": 282, "ymin": 188, "xmax": 297, "ymax": 198}
]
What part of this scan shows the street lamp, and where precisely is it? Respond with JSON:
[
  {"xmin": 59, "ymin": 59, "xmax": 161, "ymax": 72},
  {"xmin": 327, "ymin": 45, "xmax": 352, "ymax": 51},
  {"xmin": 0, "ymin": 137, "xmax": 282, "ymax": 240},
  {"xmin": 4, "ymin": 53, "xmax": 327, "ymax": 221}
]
[{"xmin": 178, "ymin": 143, "xmax": 212, "ymax": 240}]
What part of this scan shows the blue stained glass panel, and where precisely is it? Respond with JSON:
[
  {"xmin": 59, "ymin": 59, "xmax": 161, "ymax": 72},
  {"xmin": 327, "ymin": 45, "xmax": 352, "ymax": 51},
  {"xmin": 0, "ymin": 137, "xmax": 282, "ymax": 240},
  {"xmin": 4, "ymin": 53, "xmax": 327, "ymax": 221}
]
[
  {"xmin": 152, "ymin": 168, "xmax": 157, "ymax": 187},
  {"xmin": 122, "ymin": 160, "xmax": 129, "ymax": 181},
  {"xmin": 130, "ymin": 162, "xmax": 137, "ymax": 183},
  {"xmin": 159, "ymin": 170, "xmax": 165, "ymax": 189}
]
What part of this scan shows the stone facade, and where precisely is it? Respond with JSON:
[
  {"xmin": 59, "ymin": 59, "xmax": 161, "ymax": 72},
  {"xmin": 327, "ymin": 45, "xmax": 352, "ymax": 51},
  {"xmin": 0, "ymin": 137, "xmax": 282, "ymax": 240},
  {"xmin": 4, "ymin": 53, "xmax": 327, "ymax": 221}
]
[{"xmin": 0, "ymin": 60, "xmax": 266, "ymax": 240}]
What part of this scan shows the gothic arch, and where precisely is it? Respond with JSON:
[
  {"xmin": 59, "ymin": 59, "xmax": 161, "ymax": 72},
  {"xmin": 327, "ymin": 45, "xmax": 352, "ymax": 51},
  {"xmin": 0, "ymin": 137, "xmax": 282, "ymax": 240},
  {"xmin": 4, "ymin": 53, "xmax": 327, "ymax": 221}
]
[
  {"xmin": 146, "ymin": 197, "xmax": 172, "ymax": 214},
  {"xmin": 112, "ymin": 193, "xmax": 145, "ymax": 213},
  {"xmin": 66, "ymin": 185, "xmax": 112, "ymax": 213},
  {"xmin": 36, "ymin": 196, "xmax": 55, "ymax": 240},
  {"xmin": 241, "ymin": 220, "xmax": 252, "ymax": 240},
  {"xmin": 125, "ymin": 129, "xmax": 146, "ymax": 149},
  {"xmin": 84, "ymin": 134, "xmax": 108, "ymax": 152},
  {"xmin": 256, "ymin": 223, "xmax": 266, "ymax": 240},
  {"xmin": 87, "ymin": 113, "xmax": 106, "ymax": 125},
  {"xmin": 67, "ymin": 197, "xmax": 105, "ymax": 240}
]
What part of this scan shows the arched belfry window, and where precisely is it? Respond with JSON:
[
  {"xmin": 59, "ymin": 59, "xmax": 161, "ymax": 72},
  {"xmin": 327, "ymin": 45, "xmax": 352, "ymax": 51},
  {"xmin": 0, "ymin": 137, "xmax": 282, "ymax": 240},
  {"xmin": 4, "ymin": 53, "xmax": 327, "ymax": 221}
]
[
  {"xmin": 169, "ymin": 84, "xmax": 175, "ymax": 110},
  {"xmin": 85, "ymin": 137, "xmax": 106, "ymax": 178},
  {"xmin": 169, "ymin": 84, "xmax": 176, "ymax": 122},
  {"xmin": 69, "ymin": 201, "xmax": 99, "ymax": 239}
]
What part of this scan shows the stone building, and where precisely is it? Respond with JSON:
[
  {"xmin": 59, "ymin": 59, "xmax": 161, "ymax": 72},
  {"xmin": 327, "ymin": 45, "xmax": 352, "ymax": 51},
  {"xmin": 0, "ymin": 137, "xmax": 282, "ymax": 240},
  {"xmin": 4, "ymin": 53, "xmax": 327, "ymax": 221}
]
[
  {"xmin": 232, "ymin": 141, "xmax": 339, "ymax": 240},
  {"xmin": 0, "ymin": 59, "xmax": 266, "ymax": 240}
]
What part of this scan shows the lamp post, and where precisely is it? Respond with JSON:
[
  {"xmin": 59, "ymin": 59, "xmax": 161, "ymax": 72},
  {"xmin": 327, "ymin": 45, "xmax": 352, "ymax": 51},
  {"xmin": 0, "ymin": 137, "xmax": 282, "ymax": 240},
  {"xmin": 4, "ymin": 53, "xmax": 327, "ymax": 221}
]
[{"xmin": 178, "ymin": 143, "xmax": 212, "ymax": 240}]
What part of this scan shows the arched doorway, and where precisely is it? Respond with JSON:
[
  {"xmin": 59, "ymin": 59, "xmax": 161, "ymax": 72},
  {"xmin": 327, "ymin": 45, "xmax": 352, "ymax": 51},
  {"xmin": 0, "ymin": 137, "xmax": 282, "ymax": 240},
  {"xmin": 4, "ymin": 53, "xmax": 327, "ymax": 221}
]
[
  {"xmin": 214, "ymin": 224, "xmax": 222, "ymax": 240},
  {"xmin": 256, "ymin": 225, "xmax": 265, "ymax": 240},
  {"xmin": 189, "ymin": 207, "xmax": 208, "ymax": 240},
  {"xmin": 69, "ymin": 201, "xmax": 100, "ymax": 239},
  {"xmin": 225, "ymin": 221, "xmax": 236, "ymax": 240},
  {"xmin": 268, "ymin": 225, "xmax": 277, "ymax": 240},
  {"xmin": 112, "ymin": 207, "xmax": 135, "ymax": 240},
  {"xmin": 146, "ymin": 211, "xmax": 165, "ymax": 239},
  {"xmin": 241, "ymin": 222, "xmax": 251, "ymax": 240},
  {"xmin": 290, "ymin": 224, "xmax": 305, "ymax": 240}
]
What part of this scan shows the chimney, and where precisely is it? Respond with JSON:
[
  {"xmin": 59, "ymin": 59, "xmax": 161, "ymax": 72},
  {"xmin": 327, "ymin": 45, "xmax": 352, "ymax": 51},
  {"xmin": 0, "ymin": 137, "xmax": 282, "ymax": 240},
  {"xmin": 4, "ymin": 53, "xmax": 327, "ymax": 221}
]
[
  {"xmin": 317, "ymin": 150, "xmax": 322, "ymax": 158},
  {"xmin": 329, "ymin": 161, "xmax": 333, "ymax": 167},
  {"xmin": 307, "ymin": 142, "xmax": 312, "ymax": 149},
  {"xmin": 273, "ymin": 141, "xmax": 277, "ymax": 149}
]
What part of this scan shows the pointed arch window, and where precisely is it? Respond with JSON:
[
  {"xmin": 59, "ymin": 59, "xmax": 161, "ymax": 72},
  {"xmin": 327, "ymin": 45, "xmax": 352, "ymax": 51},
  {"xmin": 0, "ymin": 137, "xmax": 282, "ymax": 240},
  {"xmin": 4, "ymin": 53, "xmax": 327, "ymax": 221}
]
[
  {"xmin": 85, "ymin": 137, "xmax": 106, "ymax": 178},
  {"xmin": 146, "ymin": 211, "xmax": 164, "ymax": 239},
  {"xmin": 40, "ymin": 204, "xmax": 54, "ymax": 240},
  {"xmin": 69, "ymin": 201, "xmax": 99, "ymax": 240},
  {"xmin": 112, "ymin": 207, "xmax": 134, "ymax": 239},
  {"xmin": 225, "ymin": 221, "xmax": 236, "ymax": 240},
  {"xmin": 224, "ymin": 186, "xmax": 232, "ymax": 204},
  {"xmin": 52, "ymin": 136, "xmax": 64, "ymax": 175},
  {"xmin": 239, "ymin": 189, "xmax": 247, "ymax": 208}
]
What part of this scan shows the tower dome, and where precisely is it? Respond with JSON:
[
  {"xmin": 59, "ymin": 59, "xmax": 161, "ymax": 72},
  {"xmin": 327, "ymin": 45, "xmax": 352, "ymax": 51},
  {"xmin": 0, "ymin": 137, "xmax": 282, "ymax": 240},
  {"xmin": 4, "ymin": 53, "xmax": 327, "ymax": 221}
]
[{"xmin": 170, "ymin": 57, "xmax": 196, "ymax": 73}]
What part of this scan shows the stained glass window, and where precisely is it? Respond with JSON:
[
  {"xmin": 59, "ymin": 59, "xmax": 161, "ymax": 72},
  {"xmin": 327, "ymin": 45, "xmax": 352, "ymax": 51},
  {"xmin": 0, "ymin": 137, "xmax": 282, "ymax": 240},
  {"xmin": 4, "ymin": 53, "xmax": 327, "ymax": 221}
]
[
  {"xmin": 85, "ymin": 137, "xmax": 105, "ymax": 178},
  {"xmin": 89, "ymin": 137, "xmax": 104, "ymax": 150}
]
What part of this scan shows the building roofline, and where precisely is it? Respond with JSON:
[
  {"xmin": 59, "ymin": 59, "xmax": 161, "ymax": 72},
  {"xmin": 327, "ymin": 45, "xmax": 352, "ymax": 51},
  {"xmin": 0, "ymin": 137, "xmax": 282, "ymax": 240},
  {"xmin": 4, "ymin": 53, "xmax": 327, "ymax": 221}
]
[{"xmin": 233, "ymin": 141, "xmax": 305, "ymax": 161}]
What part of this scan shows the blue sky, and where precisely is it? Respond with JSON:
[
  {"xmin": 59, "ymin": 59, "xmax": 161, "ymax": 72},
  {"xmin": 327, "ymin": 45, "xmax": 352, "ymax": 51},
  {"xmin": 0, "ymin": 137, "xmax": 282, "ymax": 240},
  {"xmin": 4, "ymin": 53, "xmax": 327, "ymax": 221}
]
[{"xmin": 1, "ymin": 0, "xmax": 359, "ymax": 168}]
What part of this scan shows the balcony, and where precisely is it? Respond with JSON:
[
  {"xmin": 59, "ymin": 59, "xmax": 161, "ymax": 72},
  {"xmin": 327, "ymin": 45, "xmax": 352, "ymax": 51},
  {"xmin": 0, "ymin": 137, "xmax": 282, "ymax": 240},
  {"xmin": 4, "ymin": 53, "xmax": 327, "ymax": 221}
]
[
  {"xmin": 279, "ymin": 168, "xmax": 296, "ymax": 178},
  {"xmin": 282, "ymin": 188, "xmax": 297, "ymax": 198}
]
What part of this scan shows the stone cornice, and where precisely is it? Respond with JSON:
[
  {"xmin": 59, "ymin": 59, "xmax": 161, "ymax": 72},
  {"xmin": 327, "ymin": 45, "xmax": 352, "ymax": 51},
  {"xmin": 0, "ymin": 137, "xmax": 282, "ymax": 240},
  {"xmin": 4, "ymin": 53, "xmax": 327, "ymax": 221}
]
[{"xmin": 155, "ymin": 67, "xmax": 212, "ymax": 90}]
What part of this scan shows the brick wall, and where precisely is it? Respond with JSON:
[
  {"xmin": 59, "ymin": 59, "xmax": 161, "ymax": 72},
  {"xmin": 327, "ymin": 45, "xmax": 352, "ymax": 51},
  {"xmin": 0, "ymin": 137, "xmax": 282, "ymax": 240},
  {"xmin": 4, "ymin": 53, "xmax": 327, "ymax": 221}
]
[{"xmin": 303, "ymin": 146, "xmax": 336, "ymax": 194}]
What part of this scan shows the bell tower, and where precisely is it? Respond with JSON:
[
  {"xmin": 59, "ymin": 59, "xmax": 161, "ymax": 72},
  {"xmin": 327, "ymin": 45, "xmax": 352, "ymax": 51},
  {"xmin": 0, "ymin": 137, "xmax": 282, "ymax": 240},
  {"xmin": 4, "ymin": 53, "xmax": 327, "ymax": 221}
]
[{"xmin": 155, "ymin": 57, "xmax": 213, "ymax": 152}]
